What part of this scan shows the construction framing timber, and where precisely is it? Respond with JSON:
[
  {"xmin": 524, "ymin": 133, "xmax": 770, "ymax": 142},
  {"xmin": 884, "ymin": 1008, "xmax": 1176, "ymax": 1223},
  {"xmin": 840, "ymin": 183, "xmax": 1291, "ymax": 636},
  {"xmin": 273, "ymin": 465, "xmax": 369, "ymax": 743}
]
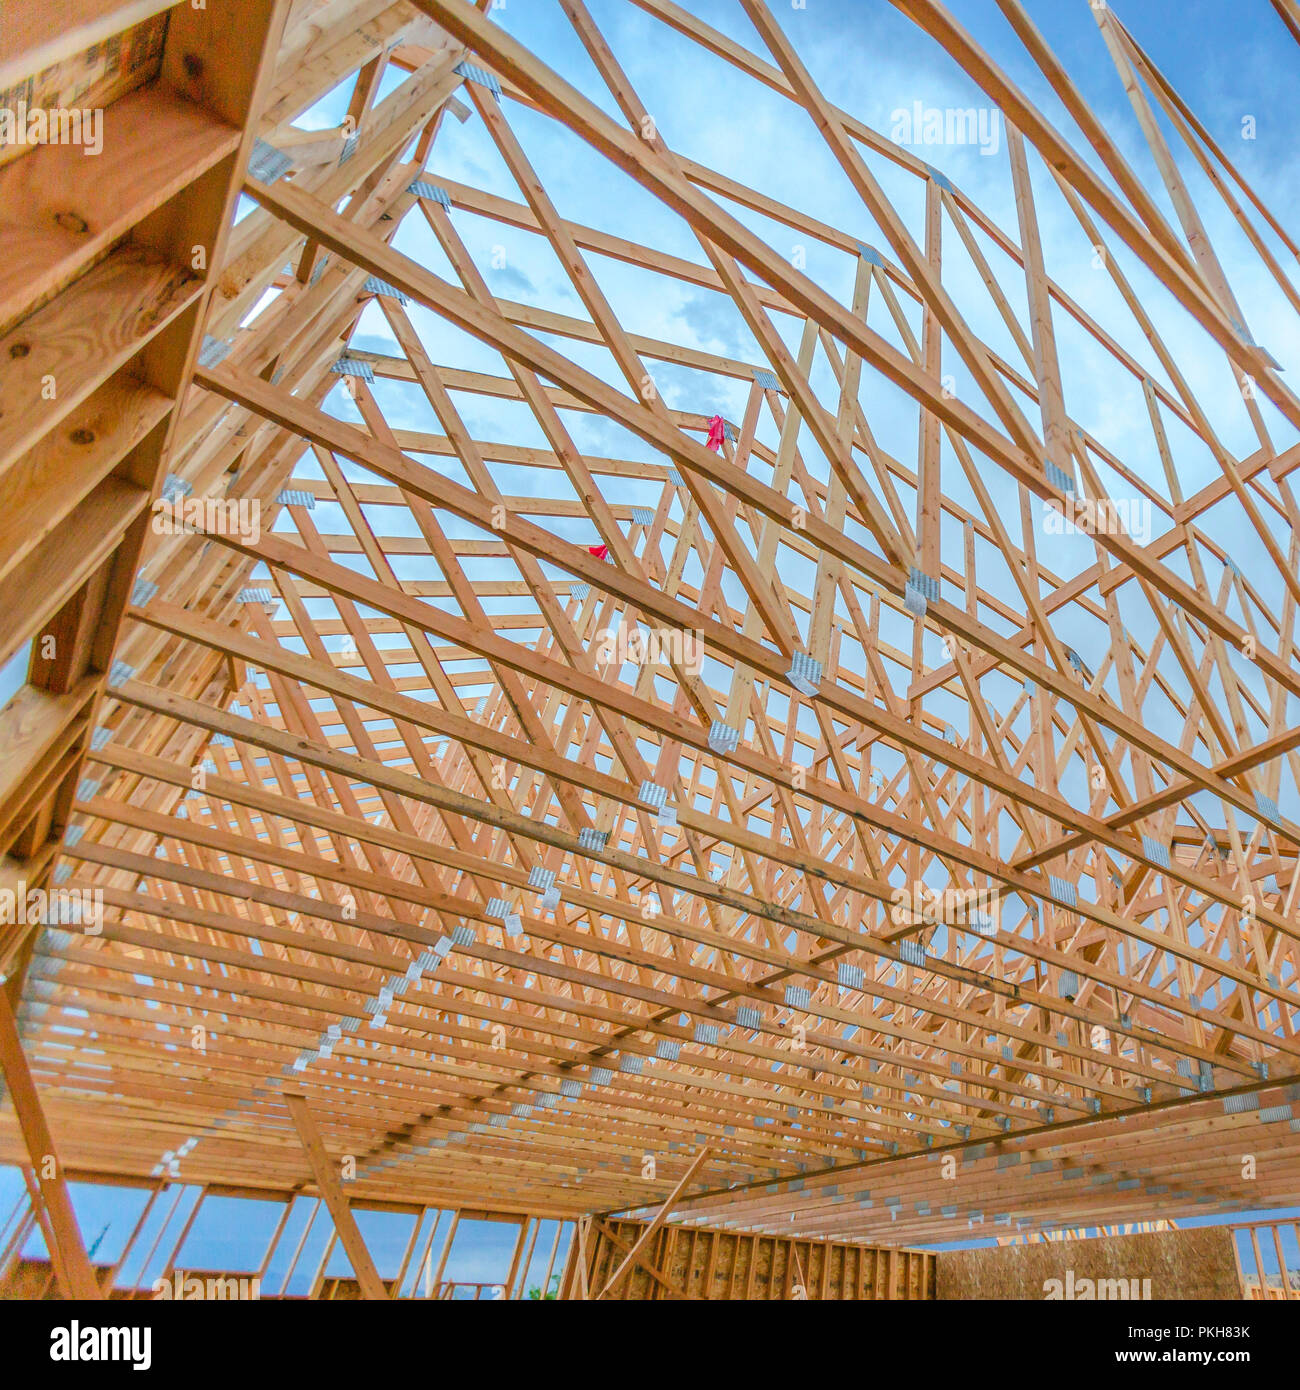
[{"xmin": 1, "ymin": 0, "xmax": 1299, "ymax": 1308}]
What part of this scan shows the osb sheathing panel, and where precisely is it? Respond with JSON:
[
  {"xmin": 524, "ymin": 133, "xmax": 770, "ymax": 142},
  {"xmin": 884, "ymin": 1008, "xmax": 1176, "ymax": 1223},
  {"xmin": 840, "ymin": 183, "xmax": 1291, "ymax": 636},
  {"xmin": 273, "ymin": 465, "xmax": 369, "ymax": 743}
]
[
  {"xmin": 0, "ymin": 14, "xmax": 170, "ymax": 171},
  {"xmin": 314, "ymin": 1276, "xmax": 402, "ymax": 1300},
  {"xmin": 586, "ymin": 1219, "xmax": 935, "ymax": 1300},
  {"xmin": 0, "ymin": 1257, "xmax": 115, "ymax": 1300},
  {"xmin": 936, "ymin": 1228, "xmax": 1242, "ymax": 1301}
]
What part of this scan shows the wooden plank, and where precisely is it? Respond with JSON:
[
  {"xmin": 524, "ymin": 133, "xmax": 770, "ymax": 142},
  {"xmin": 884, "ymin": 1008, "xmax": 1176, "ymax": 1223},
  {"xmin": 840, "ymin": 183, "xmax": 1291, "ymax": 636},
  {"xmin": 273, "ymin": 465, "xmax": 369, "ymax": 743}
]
[
  {"xmin": 0, "ymin": 989, "xmax": 102, "ymax": 1298},
  {"xmin": 283, "ymin": 1090, "xmax": 388, "ymax": 1300},
  {"xmin": 0, "ymin": 85, "xmax": 238, "ymax": 331},
  {"xmin": 0, "ymin": 246, "xmax": 200, "ymax": 476},
  {"xmin": 597, "ymin": 1147, "xmax": 710, "ymax": 1299},
  {"xmin": 0, "ymin": 378, "xmax": 171, "ymax": 587},
  {"xmin": 0, "ymin": 479, "xmax": 149, "ymax": 662}
]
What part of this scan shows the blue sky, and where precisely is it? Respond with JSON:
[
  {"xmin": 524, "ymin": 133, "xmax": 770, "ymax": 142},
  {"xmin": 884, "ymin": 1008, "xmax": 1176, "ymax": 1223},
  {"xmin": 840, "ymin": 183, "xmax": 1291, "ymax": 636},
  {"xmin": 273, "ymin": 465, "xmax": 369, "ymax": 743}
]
[
  {"xmin": 1, "ymin": 1164, "xmax": 1296, "ymax": 1285},
  {"xmin": 279, "ymin": 0, "xmax": 1300, "ymax": 843},
  {"xmin": 0, "ymin": 1169, "xmax": 572, "ymax": 1295},
  {"xmin": 312, "ymin": 0, "xmax": 1300, "ymax": 686}
]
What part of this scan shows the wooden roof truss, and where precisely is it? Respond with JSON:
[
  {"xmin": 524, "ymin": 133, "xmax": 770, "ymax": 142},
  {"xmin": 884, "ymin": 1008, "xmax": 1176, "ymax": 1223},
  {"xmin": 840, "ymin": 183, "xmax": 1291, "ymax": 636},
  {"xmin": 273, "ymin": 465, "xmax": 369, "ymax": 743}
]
[{"xmin": 2, "ymin": 0, "xmax": 1300, "ymax": 1247}]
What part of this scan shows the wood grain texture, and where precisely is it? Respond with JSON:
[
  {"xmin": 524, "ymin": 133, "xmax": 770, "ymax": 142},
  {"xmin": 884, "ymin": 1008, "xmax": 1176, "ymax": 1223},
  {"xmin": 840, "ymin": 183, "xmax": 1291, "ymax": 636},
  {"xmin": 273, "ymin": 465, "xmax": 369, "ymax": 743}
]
[
  {"xmin": 0, "ymin": 246, "xmax": 198, "ymax": 471},
  {"xmin": 0, "ymin": 84, "xmax": 237, "ymax": 331},
  {"xmin": 936, "ymin": 1227, "xmax": 1242, "ymax": 1301}
]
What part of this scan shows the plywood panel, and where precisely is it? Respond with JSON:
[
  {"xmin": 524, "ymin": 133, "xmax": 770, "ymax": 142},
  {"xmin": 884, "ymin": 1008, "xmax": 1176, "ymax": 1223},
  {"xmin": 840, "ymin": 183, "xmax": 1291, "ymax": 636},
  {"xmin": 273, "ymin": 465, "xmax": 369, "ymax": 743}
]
[{"xmin": 936, "ymin": 1227, "xmax": 1241, "ymax": 1301}]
